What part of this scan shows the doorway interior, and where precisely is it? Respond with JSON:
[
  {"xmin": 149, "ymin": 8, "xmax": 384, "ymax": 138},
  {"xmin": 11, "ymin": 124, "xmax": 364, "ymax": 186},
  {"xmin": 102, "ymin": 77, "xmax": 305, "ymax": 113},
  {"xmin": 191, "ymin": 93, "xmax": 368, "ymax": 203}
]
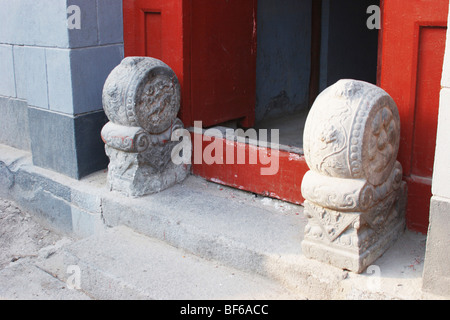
[
  {"xmin": 121, "ymin": 0, "xmax": 381, "ymax": 204},
  {"xmin": 236, "ymin": 0, "xmax": 380, "ymax": 151},
  {"xmin": 189, "ymin": 0, "xmax": 380, "ymax": 205}
]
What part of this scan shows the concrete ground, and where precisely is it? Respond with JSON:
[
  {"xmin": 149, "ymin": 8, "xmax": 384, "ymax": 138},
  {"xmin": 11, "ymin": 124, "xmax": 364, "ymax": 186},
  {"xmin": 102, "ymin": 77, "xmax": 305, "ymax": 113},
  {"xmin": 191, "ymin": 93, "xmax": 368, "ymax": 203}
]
[
  {"xmin": 0, "ymin": 197, "xmax": 89, "ymax": 299},
  {"xmin": 0, "ymin": 196, "xmax": 303, "ymax": 300},
  {"xmin": 0, "ymin": 193, "xmax": 444, "ymax": 300},
  {"xmin": 0, "ymin": 143, "xmax": 448, "ymax": 300}
]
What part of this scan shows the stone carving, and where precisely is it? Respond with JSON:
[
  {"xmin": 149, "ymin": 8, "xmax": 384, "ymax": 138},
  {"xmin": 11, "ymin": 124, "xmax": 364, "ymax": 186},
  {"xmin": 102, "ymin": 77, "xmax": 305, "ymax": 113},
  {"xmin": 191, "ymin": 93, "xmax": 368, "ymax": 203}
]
[
  {"xmin": 301, "ymin": 79, "xmax": 407, "ymax": 273},
  {"xmin": 101, "ymin": 57, "xmax": 190, "ymax": 197}
]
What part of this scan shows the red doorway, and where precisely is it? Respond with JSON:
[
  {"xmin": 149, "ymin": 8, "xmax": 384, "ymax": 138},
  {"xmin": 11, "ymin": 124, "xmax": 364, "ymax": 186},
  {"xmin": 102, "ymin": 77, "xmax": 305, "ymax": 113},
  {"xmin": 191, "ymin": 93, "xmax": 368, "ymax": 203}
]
[
  {"xmin": 378, "ymin": 0, "xmax": 449, "ymax": 233},
  {"xmin": 122, "ymin": 0, "xmax": 445, "ymax": 233},
  {"xmin": 123, "ymin": 0, "xmax": 256, "ymax": 128}
]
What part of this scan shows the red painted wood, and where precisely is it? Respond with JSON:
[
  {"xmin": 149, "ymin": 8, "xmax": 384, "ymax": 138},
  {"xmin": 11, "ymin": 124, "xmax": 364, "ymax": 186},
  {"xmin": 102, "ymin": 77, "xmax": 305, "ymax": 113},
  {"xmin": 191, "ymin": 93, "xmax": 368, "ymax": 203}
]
[
  {"xmin": 412, "ymin": 27, "xmax": 446, "ymax": 178},
  {"xmin": 405, "ymin": 175, "xmax": 433, "ymax": 233},
  {"xmin": 191, "ymin": 132, "xmax": 309, "ymax": 205},
  {"xmin": 123, "ymin": 0, "xmax": 256, "ymax": 128},
  {"xmin": 144, "ymin": 11, "xmax": 162, "ymax": 59},
  {"xmin": 190, "ymin": 0, "xmax": 257, "ymax": 128},
  {"xmin": 378, "ymin": 0, "xmax": 448, "ymax": 233},
  {"xmin": 123, "ymin": 0, "xmax": 190, "ymax": 124}
]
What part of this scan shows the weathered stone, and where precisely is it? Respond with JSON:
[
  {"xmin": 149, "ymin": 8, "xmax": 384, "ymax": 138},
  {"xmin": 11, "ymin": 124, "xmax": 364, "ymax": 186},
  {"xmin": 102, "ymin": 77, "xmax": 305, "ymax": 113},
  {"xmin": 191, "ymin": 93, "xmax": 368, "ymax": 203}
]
[
  {"xmin": 103, "ymin": 57, "xmax": 181, "ymax": 134},
  {"xmin": 102, "ymin": 57, "xmax": 190, "ymax": 197},
  {"xmin": 301, "ymin": 79, "xmax": 406, "ymax": 273},
  {"xmin": 28, "ymin": 108, "xmax": 109, "ymax": 180},
  {"xmin": 422, "ymin": 196, "xmax": 450, "ymax": 297}
]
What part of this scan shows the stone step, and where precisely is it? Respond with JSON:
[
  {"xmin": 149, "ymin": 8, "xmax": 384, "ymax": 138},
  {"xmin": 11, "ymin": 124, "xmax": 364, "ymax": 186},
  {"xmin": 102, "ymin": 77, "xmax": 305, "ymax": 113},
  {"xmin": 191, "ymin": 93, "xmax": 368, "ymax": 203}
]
[
  {"xmin": 0, "ymin": 144, "xmax": 440, "ymax": 299},
  {"xmin": 99, "ymin": 176, "xmax": 359, "ymax": 298},
  {"xmin": 0, "ymin": 258, "xmax": 91, "ymax": 300},
  {"xmin": 37, "ymin": 226, "xmax": 304, "ymax": 300},
  {"xmin": 99, "ymin": 176, "xmax": 435, "ymax": 300}
]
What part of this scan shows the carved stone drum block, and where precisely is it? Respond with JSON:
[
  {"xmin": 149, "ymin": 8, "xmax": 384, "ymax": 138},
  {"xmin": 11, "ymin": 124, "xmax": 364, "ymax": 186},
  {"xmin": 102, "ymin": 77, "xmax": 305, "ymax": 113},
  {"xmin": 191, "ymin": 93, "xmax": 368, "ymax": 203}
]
[
  {"xmin": 101, "ymin": 57, "xmax": 190, "ymax": 197},
  {"xmin": 301, "ymin": 79, "xmax": 407, "ymax": 273}
]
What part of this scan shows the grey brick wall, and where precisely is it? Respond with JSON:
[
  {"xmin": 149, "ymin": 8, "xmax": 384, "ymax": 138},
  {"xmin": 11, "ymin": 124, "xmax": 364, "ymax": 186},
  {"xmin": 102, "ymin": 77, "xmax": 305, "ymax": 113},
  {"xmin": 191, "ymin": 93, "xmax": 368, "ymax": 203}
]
[{"xmin": 0, "ymin": 0, "xmax": 124, "ymax": 178}]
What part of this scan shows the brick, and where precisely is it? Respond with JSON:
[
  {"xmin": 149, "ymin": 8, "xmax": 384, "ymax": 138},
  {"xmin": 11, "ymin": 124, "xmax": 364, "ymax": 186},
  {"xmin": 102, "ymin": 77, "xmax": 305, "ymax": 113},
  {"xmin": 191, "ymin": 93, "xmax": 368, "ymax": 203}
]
[
  {"xmin": 29, "ymin": 107, "xmax": 77, "ymax": 178},
  {"xmin": 70, "ymin": 44, "xmax": 123, "ymax": 114},
  {"xmin": 0, "ymin": 96, "xmax": 31, "ymax": 151},
  {"xmin": 46, "ymin": 48, "xmax": 74, "ymax": 114},
  {"xmin": 28, "ymin": 107, "xmax": 109, "ymax": 179},
  {"xmin": 67, "ymin": 0, "xmax": 99, "ymax": 48},
  {"xmin": 0, "ymin": 0, "xmax": 69, "ymax": 47},
  {"xmin": 29, "ymin": 0, "xmax": 70, "ymax": 47},
  {"xmin": 0, "ymin": 0, "xmax": 29, "ymax": 45},
  {"xmin": 96, "ymin": 0, "xmax": 124, "ymax": 45},
  {"xmin": 0, "ymin": 44, "xmax": 16, "ymax": 97},
  {"xmin": 45, "ymin": 45, "xmax": 123, "ymax": 115},
  {"xmin": 24, "ymin": 46, "xmax": 49, "ymax": 109},
  {"xmin": 13, "ymin": 45, "xmax": 28, "ymax": 100}
]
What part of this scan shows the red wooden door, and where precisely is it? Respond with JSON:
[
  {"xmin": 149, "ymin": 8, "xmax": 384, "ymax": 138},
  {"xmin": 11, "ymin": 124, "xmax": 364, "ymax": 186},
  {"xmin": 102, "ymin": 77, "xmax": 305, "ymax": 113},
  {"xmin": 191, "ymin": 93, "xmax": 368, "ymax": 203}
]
[
  {"xmin": 190, "ymin": 0, "xmax": 257, "ymax": 128},
  {"xmin": 123, "ymin": 0, "xmax": 256, "ymax": 128},
  {"xmin": 378, "ymin": 0, "xmax": 449, "ymax": 233},
  {"xmin": 123, "ymin": 0, "xmax": 189, "ymax": 123}
]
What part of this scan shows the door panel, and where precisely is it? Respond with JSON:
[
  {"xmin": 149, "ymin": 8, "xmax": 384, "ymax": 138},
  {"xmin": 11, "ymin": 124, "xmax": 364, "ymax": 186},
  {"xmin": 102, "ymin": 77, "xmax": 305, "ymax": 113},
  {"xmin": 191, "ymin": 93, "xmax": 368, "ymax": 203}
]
[
  {"xmin": 378, "ymin": 0, "xmax": 449, "ymax": 233},
  {"xmin": 123, "ymin": 0, "xmax": 256, "ymax": 128},
  {"xmin": 412, "ymin": 27, "xmax": 446, "ymax": 178},
  {"xmin": 123, "ymin": 0, "xmax": 190, "ymax": 124},
  {"xmin": 190, "ymin": 0, "xmax": 257, "ymax": 128},
  {"xmin": 144, "ymin": 11, "xmax": 162, "ymax": 59}
]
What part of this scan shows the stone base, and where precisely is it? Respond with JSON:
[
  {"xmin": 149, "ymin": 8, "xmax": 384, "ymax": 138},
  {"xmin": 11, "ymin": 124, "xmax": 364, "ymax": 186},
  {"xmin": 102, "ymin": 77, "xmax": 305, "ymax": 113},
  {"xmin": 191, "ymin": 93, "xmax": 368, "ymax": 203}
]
[
  {"xmin": 0, "ymin": 96, "xmax": 30, "ymax": 151},
  {"xmin": 105, "ymin": 145, "xmax": 190, "ymax": 197},
  {"xmin": 422, "ymin": 196, "xmax": 450, "ymax": 297},
  {"xmin": 29, "ymin": 107, "xmax": 109, "ymax": 180},
  {"xmin": 302, "ymin": 182, "xmax": 407, "ymax": 273},
  {"xmin": 302, "ymin": 218, "xmax": 405, "ymax": 273}
]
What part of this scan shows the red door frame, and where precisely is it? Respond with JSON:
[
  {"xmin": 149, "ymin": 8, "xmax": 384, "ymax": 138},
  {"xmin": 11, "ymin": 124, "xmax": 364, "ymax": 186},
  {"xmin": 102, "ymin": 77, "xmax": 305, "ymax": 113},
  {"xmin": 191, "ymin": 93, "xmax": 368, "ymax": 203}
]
[
  {"xmin": 189, "ymin": 0, "xmax": 257, "ymax": 128},
  {"xmin": 123, "ymin": 0, "xmax": 256, "ymax": 129},
  {"xmin": 123, "ymin": 0, "xmax": 310, "ymax": 205},
  {"xmin": 123, "ymin": 0, "xmax": 192, "ymax": 126},
  {"xmin": 123, "ymin": 1, "xmax": 448, "ymax": 233},
  {"xmin": 190, "ymin": 130, "xmax": 309, "ymax": 205},
  {"xmin": 378, "ymin": 0, "xmax": 449, "ymax": 233}
]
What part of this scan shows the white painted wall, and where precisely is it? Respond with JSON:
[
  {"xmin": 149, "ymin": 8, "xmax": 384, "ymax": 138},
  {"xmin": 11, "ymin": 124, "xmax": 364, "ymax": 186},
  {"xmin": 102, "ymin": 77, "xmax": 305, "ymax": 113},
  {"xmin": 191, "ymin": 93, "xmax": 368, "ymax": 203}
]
[{"xmin": 422, "ymin": 0, "xmax": 450, "ymax": 297}]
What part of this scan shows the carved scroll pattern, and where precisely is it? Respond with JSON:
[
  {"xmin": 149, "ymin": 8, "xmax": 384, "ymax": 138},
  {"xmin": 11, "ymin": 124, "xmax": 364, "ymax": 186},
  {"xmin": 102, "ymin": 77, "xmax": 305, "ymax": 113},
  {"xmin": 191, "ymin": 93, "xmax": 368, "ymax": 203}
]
[
  {"xmin": 101, "ymin": 57, "xmax": 190, "ymax": 197},
  {"xmin": 301, "ymin": 79, "xmax": 406, "ymax": 272}
]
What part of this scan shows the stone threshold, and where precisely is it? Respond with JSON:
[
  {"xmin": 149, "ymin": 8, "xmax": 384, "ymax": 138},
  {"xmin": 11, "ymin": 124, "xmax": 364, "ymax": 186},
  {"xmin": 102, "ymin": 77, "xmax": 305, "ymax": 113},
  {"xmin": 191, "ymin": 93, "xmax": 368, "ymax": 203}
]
[{"xmin": 0, "ymin": 143, "xmax": 443, "ymax": 299}]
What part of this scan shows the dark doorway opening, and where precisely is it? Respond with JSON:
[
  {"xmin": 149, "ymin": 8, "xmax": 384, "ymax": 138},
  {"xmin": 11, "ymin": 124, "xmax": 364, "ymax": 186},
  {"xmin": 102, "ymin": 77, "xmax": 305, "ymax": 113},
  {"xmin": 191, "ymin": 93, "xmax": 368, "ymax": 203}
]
[{"xmin": 252, "ymin": 0, "xmax": 380, "ymax": 150}]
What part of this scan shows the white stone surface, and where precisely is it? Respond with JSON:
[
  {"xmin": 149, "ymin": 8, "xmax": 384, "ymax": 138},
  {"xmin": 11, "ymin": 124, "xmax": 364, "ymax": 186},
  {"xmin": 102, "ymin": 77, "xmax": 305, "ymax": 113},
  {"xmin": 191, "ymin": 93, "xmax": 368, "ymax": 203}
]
[
  {"xmin": 0, "ymin": 44, "xmax": 16, "ymax": 97},
  {"xmin": 432, "ymin": 88, "xmax": 450, "ymax": 199},
  {"xmin": 102, "ymin": 57, "xmax": 190, "ymax": 197},
  {"xmin": 423, "ymin": 6, "xmax": 450, "ymax": 296},
  {"xmin": 301, "ymin": 79, "xmax": 406, "ymax": 273},
  {"xmin": 24, "ymin": 47, "xmax": 49, "ymax": 109}
]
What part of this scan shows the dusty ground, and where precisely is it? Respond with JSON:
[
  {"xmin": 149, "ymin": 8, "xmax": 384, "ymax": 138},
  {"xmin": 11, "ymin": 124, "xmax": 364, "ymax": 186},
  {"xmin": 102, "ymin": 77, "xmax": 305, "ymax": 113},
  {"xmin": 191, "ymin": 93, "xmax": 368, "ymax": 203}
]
[
  {"xmin": 0, "ymin": 198, "xmax": 63, "ymax": 269},
  {"xmin": 0, "ymin": 197, "xmax": 91, "ymax": 299},
  {"xmin": 0, "ymin": 194, "xmax": 444, "ymax": 300}
]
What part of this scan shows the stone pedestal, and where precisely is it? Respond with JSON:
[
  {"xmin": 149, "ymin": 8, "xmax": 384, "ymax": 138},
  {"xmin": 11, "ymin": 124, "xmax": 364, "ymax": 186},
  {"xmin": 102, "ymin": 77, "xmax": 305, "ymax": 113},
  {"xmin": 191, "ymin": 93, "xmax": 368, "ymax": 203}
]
[
  {"xmin": 101, "ymin": 57, "xmax": 190, "ymax": 197},
  {"xmin": 301, "ymin": 79, "xmax": 407, "ymax": 273}
]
